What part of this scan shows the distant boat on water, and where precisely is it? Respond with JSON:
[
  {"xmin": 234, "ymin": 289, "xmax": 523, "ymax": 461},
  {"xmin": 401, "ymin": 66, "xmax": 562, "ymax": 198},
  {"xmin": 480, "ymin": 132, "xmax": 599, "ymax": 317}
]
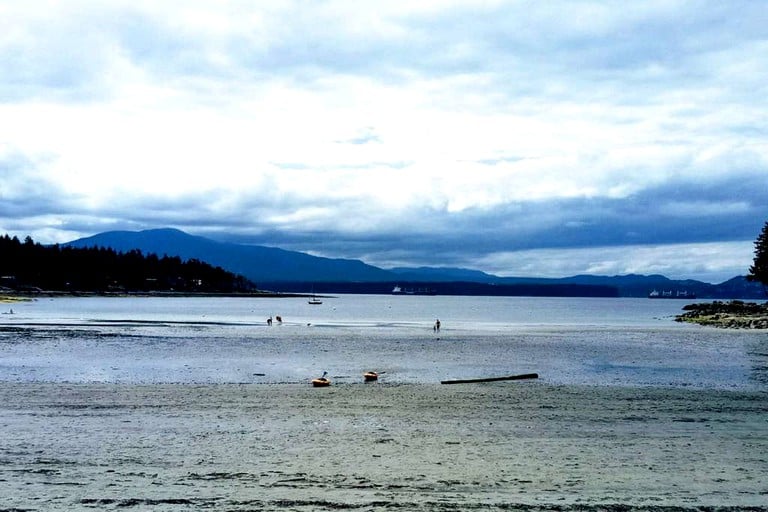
[
  {"xmin": 391, "ymin": 285, "xmax": 436, "ymax": 296},
  {"xmin": 648, "ymin": 289, "xmax": 696, "ymax": 299},
  {"xmin": 307, "ymin": 286, "xmax": 323, "ymax": 304}
]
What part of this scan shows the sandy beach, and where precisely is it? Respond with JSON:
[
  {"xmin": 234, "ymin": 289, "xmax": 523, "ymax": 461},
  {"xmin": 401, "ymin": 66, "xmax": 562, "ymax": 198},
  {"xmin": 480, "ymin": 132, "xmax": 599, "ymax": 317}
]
[{"xmin": 1, "ymin": 381, "xmax": 766, "ymax": 511}]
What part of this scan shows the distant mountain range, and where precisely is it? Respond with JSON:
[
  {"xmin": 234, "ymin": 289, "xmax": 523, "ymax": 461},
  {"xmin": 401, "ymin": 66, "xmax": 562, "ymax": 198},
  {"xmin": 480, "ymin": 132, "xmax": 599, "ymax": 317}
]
[{"xmin": 63, "ymin": 228, "xmax": 766, "ymax": 299}]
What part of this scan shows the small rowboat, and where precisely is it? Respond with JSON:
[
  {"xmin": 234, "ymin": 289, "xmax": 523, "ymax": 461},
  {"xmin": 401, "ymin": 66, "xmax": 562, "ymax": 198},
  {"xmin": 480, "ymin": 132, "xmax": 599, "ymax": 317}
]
[
  {"xmin": 363, "ymin": 371, "xmax": 378, "ymax": 382},
  {"xmin": 312, "ymin": 371, "xmax": 331, "ymax": 387}
]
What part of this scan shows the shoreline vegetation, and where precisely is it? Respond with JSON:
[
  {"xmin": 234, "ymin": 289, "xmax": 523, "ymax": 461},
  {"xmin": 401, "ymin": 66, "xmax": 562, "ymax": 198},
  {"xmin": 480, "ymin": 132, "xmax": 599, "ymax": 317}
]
[
  {"xmin": 675, "ymin": 300, "xmax": 768, "ymax": 329},
  {"xmin": 0, "ymin": 294, "xmax": 30, "ymax": 303},
  {"xmin": 1, "ymin": 234, "xmax": 257, "ymax": 295}
]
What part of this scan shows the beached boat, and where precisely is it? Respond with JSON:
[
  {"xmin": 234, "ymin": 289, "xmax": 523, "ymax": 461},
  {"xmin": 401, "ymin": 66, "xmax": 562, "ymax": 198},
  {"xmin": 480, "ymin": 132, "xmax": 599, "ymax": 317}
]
[
  {"xmin": 363, "ymin": 371, "xmax": 378, "ymax": 382},
  {"xmin": 312, "ymin": 371, "xmax": 330, "ymax": 387}
]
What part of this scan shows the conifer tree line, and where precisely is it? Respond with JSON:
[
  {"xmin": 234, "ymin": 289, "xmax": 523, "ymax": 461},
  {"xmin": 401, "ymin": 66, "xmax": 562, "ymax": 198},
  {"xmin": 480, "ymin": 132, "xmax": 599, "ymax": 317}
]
[
  {"xmin": 747, "ymin": 220, "xmax": 768, "ymax": 290},
  {"xmin": 0, "ymin": 234, "xmax": 255, "ymax": 293}
]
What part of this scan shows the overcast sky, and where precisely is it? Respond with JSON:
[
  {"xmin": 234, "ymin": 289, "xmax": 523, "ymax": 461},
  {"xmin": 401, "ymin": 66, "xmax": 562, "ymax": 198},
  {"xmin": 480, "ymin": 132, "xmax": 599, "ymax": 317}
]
[{"xmin": 2, "ymin": 1, "xmax": 767, "ymax": 283}]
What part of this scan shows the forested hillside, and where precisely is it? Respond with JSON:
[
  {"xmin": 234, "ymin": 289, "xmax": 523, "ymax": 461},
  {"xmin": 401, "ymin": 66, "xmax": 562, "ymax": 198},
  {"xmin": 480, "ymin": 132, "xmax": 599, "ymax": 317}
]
[{"xmin": 0, "ymin": 235, "xmax": 255, "ymax": 293}]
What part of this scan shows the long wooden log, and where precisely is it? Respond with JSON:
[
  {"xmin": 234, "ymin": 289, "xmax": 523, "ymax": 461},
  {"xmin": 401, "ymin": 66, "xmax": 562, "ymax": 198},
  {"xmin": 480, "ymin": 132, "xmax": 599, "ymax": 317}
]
[{"xmin": 440, "ymin": 373, "xmax": 539, "ymax": 385}]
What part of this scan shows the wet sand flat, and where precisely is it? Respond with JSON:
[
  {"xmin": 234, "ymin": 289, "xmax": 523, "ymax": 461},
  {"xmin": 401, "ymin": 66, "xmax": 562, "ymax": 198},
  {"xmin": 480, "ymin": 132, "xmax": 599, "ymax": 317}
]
[{"xmin": 1, "ymin": 382, "xmax": 766, "ymax": 511}]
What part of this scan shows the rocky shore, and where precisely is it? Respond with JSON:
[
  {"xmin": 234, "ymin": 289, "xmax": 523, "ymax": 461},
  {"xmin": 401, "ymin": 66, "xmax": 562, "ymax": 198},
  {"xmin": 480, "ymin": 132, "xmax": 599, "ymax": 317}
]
[{"xmin": 675, "ymin": 300, "xmax": 768, "ymax": 329}]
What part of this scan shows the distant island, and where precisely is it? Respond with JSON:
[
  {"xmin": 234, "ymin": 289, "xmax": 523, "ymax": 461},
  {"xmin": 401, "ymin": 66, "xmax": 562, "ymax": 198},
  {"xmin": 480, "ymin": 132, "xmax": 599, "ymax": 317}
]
[
  {"xmin": 60, "ymin": 228, "xmax": 768, "ymax": 299},
  {"xmin": 675, "ymin": 301, "xmax": 768, "ymax": 329},
  {"xmin": 3, "ymin": 228, "xmax": 768, "ymax": 299}
]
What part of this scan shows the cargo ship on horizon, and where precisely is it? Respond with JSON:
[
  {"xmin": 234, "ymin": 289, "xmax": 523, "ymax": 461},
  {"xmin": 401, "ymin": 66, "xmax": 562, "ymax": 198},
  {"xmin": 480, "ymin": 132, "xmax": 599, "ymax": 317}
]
[
  {"xmin": 392, "ymin": 285, "xmax": 437, "ymax": 296},
  {"xmin": 648, "ymin": 289, "xmax": 696, "ymax": 299}
]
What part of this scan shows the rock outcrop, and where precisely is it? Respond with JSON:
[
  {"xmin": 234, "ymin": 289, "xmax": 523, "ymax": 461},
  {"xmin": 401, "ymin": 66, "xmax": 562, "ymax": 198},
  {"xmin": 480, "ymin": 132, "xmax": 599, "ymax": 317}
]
[{"xmin": 675, "ymin": 300, "xmax": 768, "ymax": 329}]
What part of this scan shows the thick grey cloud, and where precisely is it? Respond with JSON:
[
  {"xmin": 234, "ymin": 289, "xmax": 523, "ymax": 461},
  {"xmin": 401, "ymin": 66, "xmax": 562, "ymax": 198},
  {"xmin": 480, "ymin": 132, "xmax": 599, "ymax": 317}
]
[
  {"xmin": 207, "ymin": 169, "xmax": 767, "ymax": 263},
  {"xmin": 1, "ymin": 1, "xmax": 766, "ymax": 282}
]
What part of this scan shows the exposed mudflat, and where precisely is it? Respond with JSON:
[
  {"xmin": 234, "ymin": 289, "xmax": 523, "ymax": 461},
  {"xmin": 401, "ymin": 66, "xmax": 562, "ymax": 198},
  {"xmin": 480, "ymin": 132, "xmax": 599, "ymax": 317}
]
[{"xmin": 1, "ymin": 382, "xmax": 766, "ymax": 511}]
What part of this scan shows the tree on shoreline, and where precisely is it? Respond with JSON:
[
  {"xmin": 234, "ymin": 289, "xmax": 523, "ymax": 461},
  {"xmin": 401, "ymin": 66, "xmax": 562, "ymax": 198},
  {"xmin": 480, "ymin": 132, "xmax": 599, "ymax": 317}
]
[
  {"xmin": 0, "ymin": 234, "xmax": 256, "ymax": 293},
  {"xmin": 747, "ymin": 221, "xmax": 768, "ymax": 294}
]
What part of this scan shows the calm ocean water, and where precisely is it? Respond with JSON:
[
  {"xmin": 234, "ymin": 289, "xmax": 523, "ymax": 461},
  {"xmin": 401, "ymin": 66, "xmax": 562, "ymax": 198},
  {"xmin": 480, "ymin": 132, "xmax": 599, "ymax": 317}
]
[{"xmin": 1, "ymin": 295, "xmax": 766, "ymax": 390}]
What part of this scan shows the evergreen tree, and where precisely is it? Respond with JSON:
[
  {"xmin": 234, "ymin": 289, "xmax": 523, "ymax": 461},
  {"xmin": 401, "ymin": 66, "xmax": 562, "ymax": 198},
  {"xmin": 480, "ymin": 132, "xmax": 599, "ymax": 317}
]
[
  {"xmin": 747, "ymin": 221, "xmax": 768, "ymax": 290},
  {"xmin": 0, "ymin": 234, "xmax": 256, "ymax": 293}
]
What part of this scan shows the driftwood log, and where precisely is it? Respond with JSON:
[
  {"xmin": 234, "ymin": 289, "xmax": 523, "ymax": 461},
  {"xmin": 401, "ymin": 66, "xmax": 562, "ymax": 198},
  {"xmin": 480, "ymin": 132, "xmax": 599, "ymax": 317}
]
[{"xmin": 440, "ymin": 373, "xmax": 539, "ymax": 385}]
